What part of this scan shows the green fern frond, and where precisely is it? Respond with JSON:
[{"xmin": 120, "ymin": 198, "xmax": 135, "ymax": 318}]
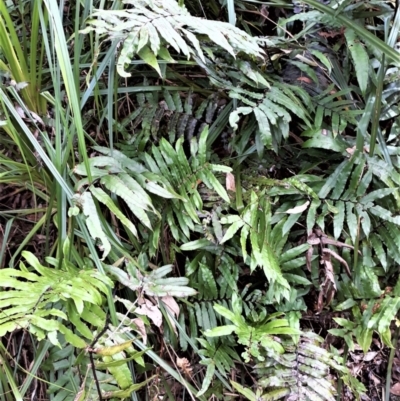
[
  {"xmin": 0, "ymin": 251, "xmax": 111, "ymax": 348},
  {"xmin": 74, "ymin": 138, "xmax": 224, "ymax": 251}
]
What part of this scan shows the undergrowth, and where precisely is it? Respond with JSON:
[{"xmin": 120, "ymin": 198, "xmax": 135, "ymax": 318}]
[{"xmin": 0, "ymin": 0, "xmax": 400, "ymax": 400}]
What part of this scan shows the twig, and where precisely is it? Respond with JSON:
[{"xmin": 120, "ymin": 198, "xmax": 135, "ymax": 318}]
[
  {"xmin": 88, "ymin": 351, "xmax": 103, "ymax": 401},
  {"xmin": 87, "ymin": 316, "xmax": 110, "ymax": 401}
]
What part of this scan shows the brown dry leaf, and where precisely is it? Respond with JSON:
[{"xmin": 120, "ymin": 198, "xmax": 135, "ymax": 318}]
[
  {"xmin": 324, "ymin": 285, "xmax": 336, "ymax": 308},
  {"xmin": 14, "ymin": 105, "xmax": 44, "ymax": 126},
  {"xmin": 349, "ymin": 352, "xmax": 364, "ymax": 363},
  {"xmin": 226, "ymin": 172, "xmax": 236, "ymax": 191},
  {"xmin": 306, "ymin": 228, "xmax": 358, "ymax": 280},
  {"xmin": 391, "ymin": 382, "xmax": 400, "ymax": 395},
  {"xmin": 317, "ymin": 291, "xmax": 324, "ymax": 313},
  {"xmin": 296, "ymin": 76, "xmax": 313, "ymax": 84},
  {"xmin": 161, "ymin": 296, "xmax": 180, "ymax": 334},
  {"xmin": 135, "ymin": 299, "xmax": 162, "ymax": 327},
  {"xmin": 307, "ymin": 231, "xmax": 320, "ymax": 245},
  {"xmin": 132, "ymin": 318, "xmax": 147, "ymax": 345},
  {"xmin": 74, "ymin": 389, "xmax": 85, "ymax": 401},
  {"xmin": 176, "ymin": 357, "xmax": 193, "ymax": 378},
  {"xmin": 30, "ymin": 110, "xmax": 45, "ymax": 126},
  {"xmin": 350, "ymin": 361, "xmax": 363, "ymax": 376},
  {"xmin": 306, "ymin": 246, "xmax": 313, "ymax": 272},
  {"xmin": 322, "ymin": 247, "xmax": 352, "ymax": 277},
  {"xmin": 321, "ymin": 251, "xmax": 335, "ymax": 288},
  {"xmin": 346, "ymin": 145, "xmax": 370, "ymax": 155},
  {"xmin": 74, "ymin": 381, "xmax": 86, "ymax": 401},
  {"xmin": 369, "ymin": 372, "xmax": 381, "ymax": 385},
  {"xmin": 318, "ymin": 28, "xmax": 345, "ymax": 39},
  {"xmin": 363, "ymin": 351, "xmax": 378, "ymax": 362},
  {"xmin": 161, "ymin": 296, "xmax": 180, "ymax": 318},
  {"xmin": 316, "ymin": 250, "xmax": 337, "ymax": 311},
  {"xmin": 15, "ymin": 105, "xmax": 27, "ymax": 118}
]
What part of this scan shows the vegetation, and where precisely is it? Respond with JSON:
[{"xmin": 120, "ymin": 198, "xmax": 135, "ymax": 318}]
[{"xmin": 0, "ymin": 0, "xmax": 400, "ymax": 400}]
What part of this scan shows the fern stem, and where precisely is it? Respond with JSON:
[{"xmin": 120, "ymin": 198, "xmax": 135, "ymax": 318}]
[{"xmin": 385, "ymin": 323, "xmax": 400, "ymax": 401}]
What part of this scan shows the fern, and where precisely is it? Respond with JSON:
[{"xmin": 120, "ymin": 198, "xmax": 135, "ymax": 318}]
[
  {"xmin": 81, "ymin": 0, "xmax": 263, "ymax": 78},
  {"xmin": 0, "ymin": 250, "xmax": 111, "ymax": 348},
  {"xmin": 72, "ymin": 126, "xmax": 230, "ymax": 256},
  {"xmin": 82, "ymin": 0, "xmax": 323, "ymax": 152},
  {"xmin": 255, "ymin": 333, "xmax": 365, "ymax": 401},
  {"xmin": 183, "ymin": 253, "xmax": 238, "ymax": 343},
  {"xmin": 225, "ymin": 78, "xmax": 313, "ymax": 152},
  {"xmin": 116, "ymin": 89, "xmax": 229, "ymax": 151},
  {"xmin": 42, "ymin": 331, "xmax": 151, "ymax": 401},
  {"xmin": 143, "ymin": 126, "xmax": 232, "ymax": 245},
  {"xmin": 200, "ymin": 293, "xmax": 365, "ymax": 400},
  {"xmin": 220, "ymin": 147, "xmax": 400, "ymax": 361},
  {"xmin": 331, "ymin": 293, "xmax": 400, "ymax": 352},
  {"xmin": 105, "ymin": 260, "xmax": 196, "ymax": 298}
]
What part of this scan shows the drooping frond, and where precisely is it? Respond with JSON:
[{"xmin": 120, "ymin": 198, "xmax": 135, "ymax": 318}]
[{"xmin": 81, "ymin": 0, "xmax": 264, "ymax": 77}]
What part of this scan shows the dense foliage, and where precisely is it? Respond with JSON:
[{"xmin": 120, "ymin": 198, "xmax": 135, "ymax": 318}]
[{"xmin": 1, "ymin": 0, "xmax": 400, "ymax": 400}]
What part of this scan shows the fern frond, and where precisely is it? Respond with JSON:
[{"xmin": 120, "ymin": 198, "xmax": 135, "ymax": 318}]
[
  {"xmin": 82, "ymin": 0, "xmax": 263, "ymax": 77},
  {"xmin": 256, "ymin": 334, "xmax": 343, "ymax": 401},
  {"xmin": 0, "ymin": 251, "xmax": 111, "ymax": 348},
  {"xmin": 105, "ymin": 261, "xmax": 196, "ymax": 298}
]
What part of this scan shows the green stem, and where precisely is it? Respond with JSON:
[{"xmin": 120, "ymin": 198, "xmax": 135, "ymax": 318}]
[{"xmin": 385, "ymin": 324, "xmax": 400, "ymax": 401}]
